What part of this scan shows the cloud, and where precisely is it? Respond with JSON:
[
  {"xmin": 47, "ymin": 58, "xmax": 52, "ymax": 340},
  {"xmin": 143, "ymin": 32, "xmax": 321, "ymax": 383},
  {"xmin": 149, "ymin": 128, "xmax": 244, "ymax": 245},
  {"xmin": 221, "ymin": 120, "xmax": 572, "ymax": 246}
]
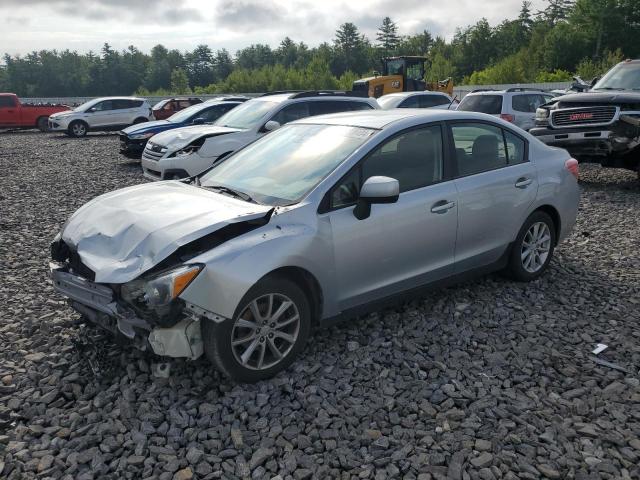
[
  {"xmin": 1, "ymin": 0, "xmax": 203, "ymax": 24},
  {"xmin": 216, "ymin": 1, "xmax": 285, "ymax": 27}
]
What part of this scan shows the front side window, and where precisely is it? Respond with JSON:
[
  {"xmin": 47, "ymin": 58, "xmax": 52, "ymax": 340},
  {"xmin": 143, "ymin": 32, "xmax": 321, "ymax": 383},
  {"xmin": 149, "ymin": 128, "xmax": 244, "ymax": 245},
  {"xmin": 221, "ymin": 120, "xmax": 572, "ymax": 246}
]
[
  {"xmin": 92, "ymin": 100, "xmax": 114, "ymax": 112},
  {"xmin": 451, "ymin": 123, "xmax": 507, "ymax": 176},
  {"xmin": 200, "ymin": 124, "xmax": 375, "ymax": 206},
  {"xmin": 270, "ymin": 102, "xmax": 311, "ymax": 125},
  {"xmin": 328, "ymin": 125, "xmax": 444, "ymax": 209},
  {"xmin": 457, "ymin": 95, "xmax": 503, "ymax": 114}
]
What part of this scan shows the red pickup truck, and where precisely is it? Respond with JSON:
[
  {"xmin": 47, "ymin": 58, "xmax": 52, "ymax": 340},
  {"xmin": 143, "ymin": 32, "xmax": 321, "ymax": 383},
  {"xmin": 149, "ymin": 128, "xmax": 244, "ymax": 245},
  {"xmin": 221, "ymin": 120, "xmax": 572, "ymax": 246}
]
[{"xmin": 0, "ymin": 93, "xmax": 70, "ymax": 131}]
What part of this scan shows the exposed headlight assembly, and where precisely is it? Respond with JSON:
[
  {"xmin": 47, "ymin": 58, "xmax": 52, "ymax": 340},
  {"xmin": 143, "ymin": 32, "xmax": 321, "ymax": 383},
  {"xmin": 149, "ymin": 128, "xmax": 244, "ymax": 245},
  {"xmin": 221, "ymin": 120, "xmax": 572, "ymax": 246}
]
[
  {"xmin": 535, "ymin": 107, "xmax": 549, "ymax": 120},
  {"xmin": 170, "ymin": 138, "xmax": 206, "ymax": 158},
  {"xmin": 121, "ymin": 264, "xmax": 204, "ymax": 310}
]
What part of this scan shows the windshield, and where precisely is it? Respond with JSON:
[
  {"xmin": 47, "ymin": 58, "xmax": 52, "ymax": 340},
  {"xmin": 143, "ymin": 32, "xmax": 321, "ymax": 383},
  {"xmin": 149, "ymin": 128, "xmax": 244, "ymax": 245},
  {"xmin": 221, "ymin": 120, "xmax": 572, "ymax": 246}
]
[
  {"xmin": 200, "ymin": 124, "xmax": 375, "ymax": 205},
  {"xmin": 167, "ymin": 103, "xmax": 209, "ymax": 123},
  {"xmin": 214, "ymin": 100, "xmax": 276, "ymax": 129},
  {"xmin": 377, "ymin": 96, "xmax": 401, "ymax": 109},
  {"xmin": 593, "ymin": 62, "xmax": 640, "ymax": 91},
  {"xmin": 73, "ymin": 99, "xmax": 100, "ymax": 112}
]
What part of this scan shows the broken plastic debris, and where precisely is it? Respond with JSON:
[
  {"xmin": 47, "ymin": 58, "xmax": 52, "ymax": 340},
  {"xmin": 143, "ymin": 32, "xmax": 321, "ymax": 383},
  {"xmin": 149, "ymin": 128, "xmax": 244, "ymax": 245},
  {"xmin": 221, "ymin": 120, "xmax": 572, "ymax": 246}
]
[
  {"xmin": 591, "ymin": 356, "xmax": 628, "ymax": 373},
  {"xmin": 152, "ymin": 362, "xmax": 171, "ymax": 378},
  {"xmin": 592, "ymin": 344, "xmax": 608, "ymax": 355}
]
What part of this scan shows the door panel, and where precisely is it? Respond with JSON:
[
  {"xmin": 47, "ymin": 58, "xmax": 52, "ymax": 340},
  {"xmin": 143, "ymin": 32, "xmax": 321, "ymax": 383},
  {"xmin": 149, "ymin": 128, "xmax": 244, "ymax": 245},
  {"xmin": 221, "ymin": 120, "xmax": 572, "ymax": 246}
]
[
  {"xmin": 0, "ymin": 96, "xmax": 18, "ymax": 126},
  {"xmin": 450, "ymin": 121, "xmax": 537, "ymax": 271},
  {"xmin": 324, "ymin": 123, "xmax": 457, "ymax": 311},
  {"xmin": 327, "ymin": 182, "xmax": 458, "ymax": 310}
]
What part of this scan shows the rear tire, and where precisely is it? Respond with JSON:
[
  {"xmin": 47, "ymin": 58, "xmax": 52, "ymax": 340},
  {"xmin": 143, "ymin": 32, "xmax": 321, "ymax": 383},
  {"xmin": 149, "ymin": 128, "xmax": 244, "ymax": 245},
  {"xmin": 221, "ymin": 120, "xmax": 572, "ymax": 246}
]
[
  {"xmin": 202, "ymin": 276, "xmax": 311, "ymax": 383},
  {"xmin": 68, "ymin": 121, "xmax": 88, "ymax": 138},
  {"xmin": 133, "ymin": 117, "xmax": 148, "ymax": 124},
  {"xmin": 505, "ymin": 211, "xmax": 556, "ymax": 282},
  {"xmin": 36, "ymin": 117, "xmax": 50, "ymax": 132}
]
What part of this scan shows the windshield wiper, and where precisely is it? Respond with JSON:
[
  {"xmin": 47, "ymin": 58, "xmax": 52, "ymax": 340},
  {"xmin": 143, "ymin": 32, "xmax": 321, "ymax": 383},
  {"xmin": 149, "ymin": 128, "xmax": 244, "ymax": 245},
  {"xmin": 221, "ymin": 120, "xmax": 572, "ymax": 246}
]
[
  {"xmin": 594, "ymin": 87, "xmax": 626, "ymax": 91},
  {"xmin": 203, "ymin": 184, "xmax": 258, "ymax": 204}
]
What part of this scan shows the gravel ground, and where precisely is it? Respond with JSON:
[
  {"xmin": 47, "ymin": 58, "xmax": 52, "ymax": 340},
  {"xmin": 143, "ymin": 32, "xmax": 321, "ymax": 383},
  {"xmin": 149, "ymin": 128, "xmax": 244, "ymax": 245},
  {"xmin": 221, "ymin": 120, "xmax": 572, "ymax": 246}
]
[{"xmin": 1, "ymin": 131, "xmax": 639, "ymax": 480}]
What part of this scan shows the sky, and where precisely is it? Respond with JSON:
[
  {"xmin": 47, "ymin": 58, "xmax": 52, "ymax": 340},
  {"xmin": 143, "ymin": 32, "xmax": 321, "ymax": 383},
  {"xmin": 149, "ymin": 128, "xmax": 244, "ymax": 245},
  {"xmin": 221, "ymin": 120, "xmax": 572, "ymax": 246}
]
[{"xmin": 0, "ymin": 0, "xmax": 547, "ymax": 57}]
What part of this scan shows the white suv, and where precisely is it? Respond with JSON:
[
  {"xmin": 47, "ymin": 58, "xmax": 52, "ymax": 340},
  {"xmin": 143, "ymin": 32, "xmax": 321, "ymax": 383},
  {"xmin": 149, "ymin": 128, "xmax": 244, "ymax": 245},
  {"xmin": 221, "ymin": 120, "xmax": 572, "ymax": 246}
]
[
  {"xmin": 141, "ymin": 91, "xmax": 379, "ymax": 181},
  {"xmin": 49, "ymin": 97, "xmax": 153, "ymax": 137},
  {"xmin": 457, "ymin": 88, "xmax": 555, "ymax": 131}
]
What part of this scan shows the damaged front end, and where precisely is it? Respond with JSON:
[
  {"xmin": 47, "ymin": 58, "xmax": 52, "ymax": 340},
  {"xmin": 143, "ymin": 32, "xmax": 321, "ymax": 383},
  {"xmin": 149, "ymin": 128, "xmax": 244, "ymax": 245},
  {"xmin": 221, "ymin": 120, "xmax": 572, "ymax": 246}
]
[
  {"xmin": 49, "ymin": 249, "xmax": 205, "ymax": 359},
  {"xmin": 531, "ymin": 98, "xmax": 640, "ymax": 172},
  {"xmin": 49, "ymin": 191, "xmax": 275, "ymax": 360}
]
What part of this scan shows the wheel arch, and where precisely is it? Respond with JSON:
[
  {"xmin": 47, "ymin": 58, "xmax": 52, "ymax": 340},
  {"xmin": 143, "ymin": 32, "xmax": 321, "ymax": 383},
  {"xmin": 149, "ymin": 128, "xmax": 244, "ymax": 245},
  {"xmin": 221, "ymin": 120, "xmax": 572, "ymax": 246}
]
[{"xmin": 260, "ymin": 266, "xmax": 324, "ymax": 325}]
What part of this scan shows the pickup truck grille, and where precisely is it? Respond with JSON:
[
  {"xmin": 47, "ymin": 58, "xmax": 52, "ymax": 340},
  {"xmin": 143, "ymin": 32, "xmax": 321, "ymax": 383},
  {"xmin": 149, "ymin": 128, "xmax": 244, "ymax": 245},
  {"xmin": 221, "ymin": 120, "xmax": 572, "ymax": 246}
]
[{"xmin": 551, "ymin": 106, "xmax": 618, "ymax": 128}]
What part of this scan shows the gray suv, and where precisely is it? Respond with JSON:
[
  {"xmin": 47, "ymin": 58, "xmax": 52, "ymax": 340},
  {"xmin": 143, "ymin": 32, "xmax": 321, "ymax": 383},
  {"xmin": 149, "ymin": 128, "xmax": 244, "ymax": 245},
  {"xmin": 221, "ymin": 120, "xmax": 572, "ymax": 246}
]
[
  {"xmin": 50, "ymin": 109, "xmax": 580, "ymax": 382},
  {"xmin": 458, "ymin": 88, "xmax": 555, "ymax": 131}
]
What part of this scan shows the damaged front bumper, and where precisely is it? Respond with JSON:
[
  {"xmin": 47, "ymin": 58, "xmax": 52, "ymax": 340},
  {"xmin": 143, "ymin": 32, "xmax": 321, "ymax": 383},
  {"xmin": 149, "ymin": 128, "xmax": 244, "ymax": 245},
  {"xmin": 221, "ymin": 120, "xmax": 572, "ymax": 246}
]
[
  {"xmin": 531, "ymin": 115, "xmax": 640, "ymax": 167},
  {"xmin": 50, "ymin": 262, "xmax": 206, "ymax": 359}
]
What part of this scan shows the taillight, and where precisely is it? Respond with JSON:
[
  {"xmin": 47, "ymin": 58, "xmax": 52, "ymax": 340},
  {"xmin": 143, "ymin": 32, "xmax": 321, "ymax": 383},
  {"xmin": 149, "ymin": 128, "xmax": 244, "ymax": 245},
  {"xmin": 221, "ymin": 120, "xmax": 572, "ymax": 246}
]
[
  {"xmin": 500, "ymin": 114, "xmax": 515, "ymax": 123},
  {"xmin": 565, "ymin": 158, "xmax": 579, "ymax": 179}
]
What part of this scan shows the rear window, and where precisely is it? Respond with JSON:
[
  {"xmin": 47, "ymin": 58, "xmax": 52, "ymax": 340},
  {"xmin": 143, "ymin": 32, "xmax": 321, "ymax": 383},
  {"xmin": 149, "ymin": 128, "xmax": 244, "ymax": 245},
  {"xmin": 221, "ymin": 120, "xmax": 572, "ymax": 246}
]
[
  {"xmin": 420, "ymin": 95, "xmax": 450, "ymax": 108},
  {"xmin": 458, "ymin": 95, "xmax": 503, "ymax": 114}
]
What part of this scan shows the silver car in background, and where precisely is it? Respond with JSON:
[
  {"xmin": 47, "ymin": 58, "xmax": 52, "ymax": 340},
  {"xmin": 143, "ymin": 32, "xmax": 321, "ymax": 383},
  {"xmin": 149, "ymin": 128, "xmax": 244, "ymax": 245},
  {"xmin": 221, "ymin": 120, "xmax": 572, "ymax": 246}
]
[
  {"xmin": 378, "ymin": 91, "xmax": 458, "ymax": 110},
  {"xmin": 50, "ymin": 109, "xmax": 580, "ymax": 382}
]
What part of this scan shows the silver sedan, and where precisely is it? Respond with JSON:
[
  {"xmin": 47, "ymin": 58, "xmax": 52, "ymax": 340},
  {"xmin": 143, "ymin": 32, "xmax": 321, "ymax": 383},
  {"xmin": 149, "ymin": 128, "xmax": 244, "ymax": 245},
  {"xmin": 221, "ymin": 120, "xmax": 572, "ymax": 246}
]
[{"xmin": 50, "ymin": 109, "xmax": 580, "ymax": 382}]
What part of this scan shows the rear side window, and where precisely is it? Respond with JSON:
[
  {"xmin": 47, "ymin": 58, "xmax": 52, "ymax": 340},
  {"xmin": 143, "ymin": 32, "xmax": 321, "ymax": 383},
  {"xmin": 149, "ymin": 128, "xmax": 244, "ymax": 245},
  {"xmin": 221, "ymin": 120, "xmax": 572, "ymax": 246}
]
[
  {"xmin": 505, "ymin": 130, "xmax": 525, "ymax": 164},
  {"xmin": 420, "ymin": 95, "xmax": 450, "ymax": 108},
  {"xmin": 511, "ymin": 94, "xmax": 546, "ymax": 113},
  {"xmin": 451, "ymin": 123, "xmax": 507, "ymax": 176},
  {"xmin": 457, "ymin": 95, "xmax": 503, "ymax": 114},
  {"xmin": 398, "ymin": 96, "xmax": 420, "ymax": 108},
  {"xmin": 0, "ymin": 96, "xmax": 16, "ymax": 108},
  {"xmin": 270, "ymin": 102, "xmax": 311, "ymax": 125},
  {"xmin": 130, "ymin": 100, "xmax": 144, "ymax": 108}
]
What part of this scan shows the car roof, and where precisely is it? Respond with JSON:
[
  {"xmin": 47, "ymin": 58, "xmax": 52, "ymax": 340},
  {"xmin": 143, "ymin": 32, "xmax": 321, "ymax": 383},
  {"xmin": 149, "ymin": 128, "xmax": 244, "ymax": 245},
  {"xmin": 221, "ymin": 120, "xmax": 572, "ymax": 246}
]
[
  {"xmin": 294, "ymin": 109, "xmax": 499, "ymax": 129},
  {"xmin": 95, "ymin": 96, "xmax": 146, "ymax": 101},
  {"xmin": 381, "ymin": 91, "xmax": 449, "ymax": 98},
  {"xmin": 249, "ymin": 93, "xmax": 374, "ymax": 104}
]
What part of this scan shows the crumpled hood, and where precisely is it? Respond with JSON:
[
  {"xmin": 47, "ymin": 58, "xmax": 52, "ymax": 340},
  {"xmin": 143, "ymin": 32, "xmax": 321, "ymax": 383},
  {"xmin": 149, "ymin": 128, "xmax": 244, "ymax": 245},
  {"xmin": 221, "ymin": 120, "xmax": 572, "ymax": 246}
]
[
  {"xmin": 61, "ymin": 181, "xmax": 272, "ymax": 283},
  {"xmin": 122, "ymin": 119, "xmax": 172, "ymax": 135},
  {"xmin": 150, "ymin": 124, "xmax": 243, "ymax": 150}
]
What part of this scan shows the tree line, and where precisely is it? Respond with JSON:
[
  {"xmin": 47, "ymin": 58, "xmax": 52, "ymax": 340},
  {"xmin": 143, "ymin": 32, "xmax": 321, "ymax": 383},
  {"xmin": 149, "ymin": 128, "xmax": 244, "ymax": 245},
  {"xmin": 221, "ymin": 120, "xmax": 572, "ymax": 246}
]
[{"xmin": 0, "ymin": 0, "xmax": 638, "ymax": 97}]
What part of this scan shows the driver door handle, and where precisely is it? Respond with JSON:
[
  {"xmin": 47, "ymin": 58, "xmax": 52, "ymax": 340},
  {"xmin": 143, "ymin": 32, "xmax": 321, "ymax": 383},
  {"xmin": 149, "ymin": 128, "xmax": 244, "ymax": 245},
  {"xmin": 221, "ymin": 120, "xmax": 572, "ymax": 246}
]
[
  {"xmin": 431, "ymin": 200, "xmax": 456, "ymax": 214},
  {"xmin": 515, "ymin": 177, "xmax": 533, "ymax": 188}
]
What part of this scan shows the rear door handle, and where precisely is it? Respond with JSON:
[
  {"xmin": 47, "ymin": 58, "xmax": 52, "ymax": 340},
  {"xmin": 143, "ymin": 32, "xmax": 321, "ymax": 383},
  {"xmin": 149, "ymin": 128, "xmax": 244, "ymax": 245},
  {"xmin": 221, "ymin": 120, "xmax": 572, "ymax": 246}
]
[
  {"xmin": 431, "ymin": 200, "xmax": 456, "ymax": 214},
  {"xmin": 515, "ymin": 177, "xmax": 533, "ymax": 188}
]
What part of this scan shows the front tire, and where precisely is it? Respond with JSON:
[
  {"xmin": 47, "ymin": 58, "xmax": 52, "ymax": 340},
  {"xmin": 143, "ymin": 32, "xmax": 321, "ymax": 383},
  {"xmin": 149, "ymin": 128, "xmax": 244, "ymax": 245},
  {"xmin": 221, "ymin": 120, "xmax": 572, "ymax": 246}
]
[
  {"xmin": 68, "ymin": 121, "xmax": 88, "ymax": 138},
  {"xmin": 36, "ymin": 117, "xmax": 50, "ymax": 132},
  {"xmin": 202, "ymin": 276, "xmax": 311, "ymax": 383},
  {"xmin": 506, "ymin": 211, "xmax": 556, "ymax": 282}
]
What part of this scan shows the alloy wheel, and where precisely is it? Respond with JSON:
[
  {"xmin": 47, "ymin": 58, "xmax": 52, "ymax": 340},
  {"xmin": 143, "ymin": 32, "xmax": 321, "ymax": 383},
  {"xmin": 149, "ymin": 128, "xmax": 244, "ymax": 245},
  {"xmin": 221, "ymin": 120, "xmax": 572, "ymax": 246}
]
[
  {"xmin": 521, "ymin": 222, "xmax": 551, "ymax": 273},
  {"xmin": 73, "ymin": 123, "xmax": 86, "ymax": 136},
  {"xmin": 231, "ymin": 293, "xmax": 301, "ymax": 371}
]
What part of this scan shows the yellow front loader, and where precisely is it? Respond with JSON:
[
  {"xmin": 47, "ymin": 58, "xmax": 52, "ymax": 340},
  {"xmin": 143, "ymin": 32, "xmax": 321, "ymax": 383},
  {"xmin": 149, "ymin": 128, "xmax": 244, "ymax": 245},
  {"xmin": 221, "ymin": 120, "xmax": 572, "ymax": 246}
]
[{"xmin": 352, "ymin": 56, "xmax": 453, "ymax": 98}]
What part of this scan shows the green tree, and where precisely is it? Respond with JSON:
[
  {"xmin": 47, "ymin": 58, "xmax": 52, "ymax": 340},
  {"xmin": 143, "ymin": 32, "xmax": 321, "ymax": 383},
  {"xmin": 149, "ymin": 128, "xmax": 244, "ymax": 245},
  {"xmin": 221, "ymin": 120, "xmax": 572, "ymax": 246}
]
[
  {"xmin": 170, "ymin": 68, "xmax": 190, "ymax": 94},
  {"xmin": 376, "ymin": 17, "xmax": 400, "ymax": 56}
]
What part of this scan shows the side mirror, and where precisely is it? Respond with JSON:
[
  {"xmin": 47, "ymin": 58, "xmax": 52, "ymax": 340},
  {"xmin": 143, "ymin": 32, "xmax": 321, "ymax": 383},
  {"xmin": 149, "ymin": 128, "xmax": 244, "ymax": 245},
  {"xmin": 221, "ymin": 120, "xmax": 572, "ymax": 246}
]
[
  {"xmin": 87, "ymin": 107, "xmax": 96, "ymax": 113},
  {"xmin": 353, "ymin": 176, "xmax": 399, "ymax": 220},
  {"xmin": 192, "ymin": 117, "xmax": 206, "ymax": 125},
  {"xmin": 263, "ymin": 120, "xmax": 281, "ymax": 132}
]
